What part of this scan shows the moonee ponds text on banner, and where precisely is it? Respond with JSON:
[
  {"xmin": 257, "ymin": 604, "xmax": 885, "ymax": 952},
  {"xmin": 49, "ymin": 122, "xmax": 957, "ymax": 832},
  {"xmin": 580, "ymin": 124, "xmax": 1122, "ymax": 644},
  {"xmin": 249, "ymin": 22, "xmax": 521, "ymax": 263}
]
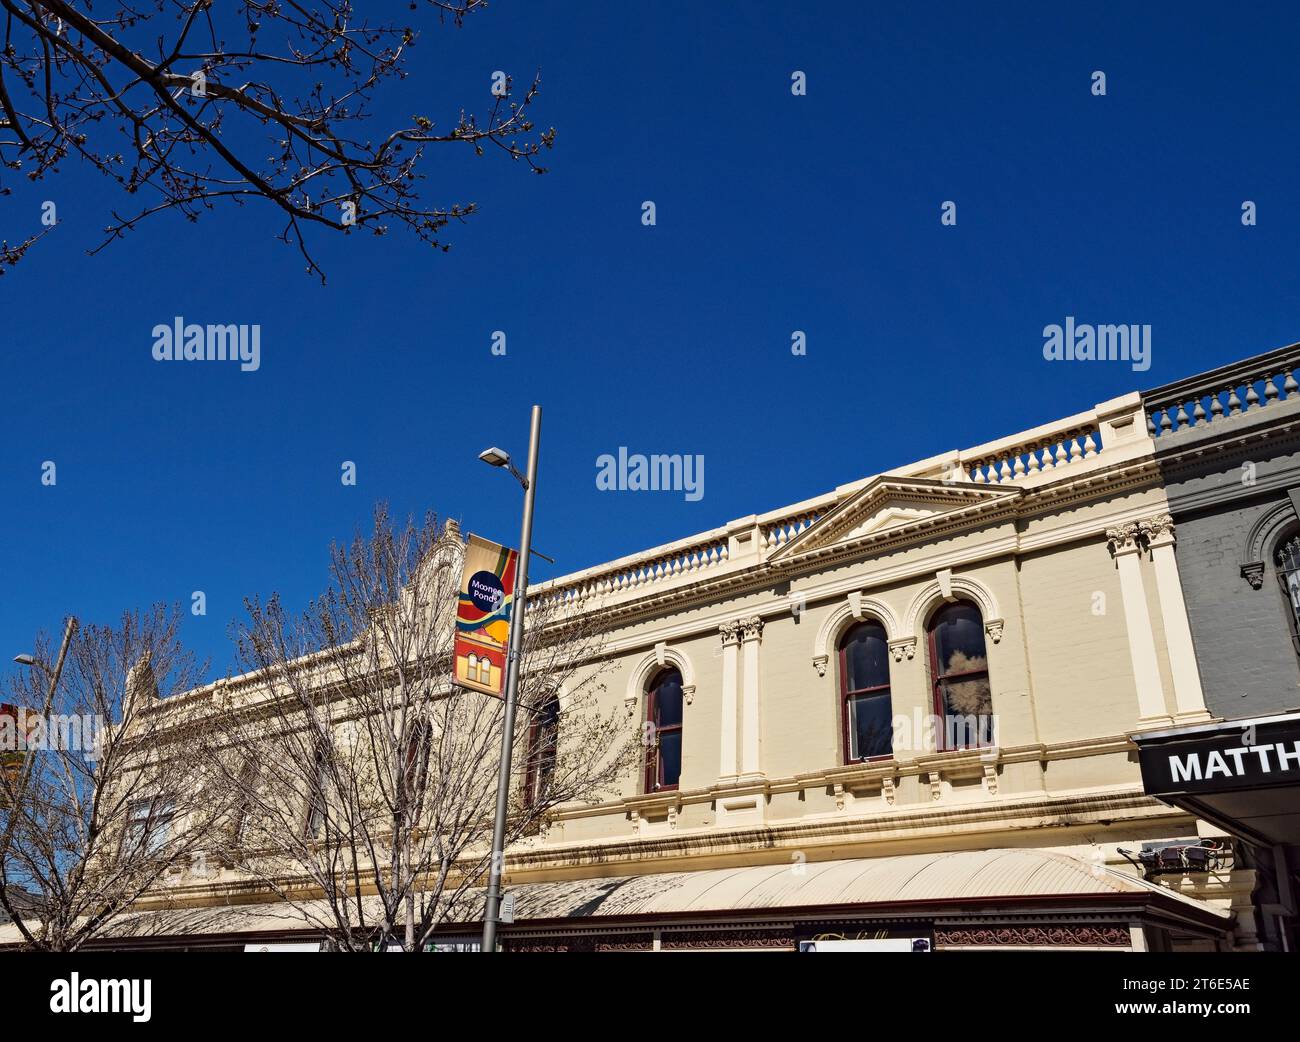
[{"xmin": 453, "ymin": 535, "xmax": 519, "ymax": 697}]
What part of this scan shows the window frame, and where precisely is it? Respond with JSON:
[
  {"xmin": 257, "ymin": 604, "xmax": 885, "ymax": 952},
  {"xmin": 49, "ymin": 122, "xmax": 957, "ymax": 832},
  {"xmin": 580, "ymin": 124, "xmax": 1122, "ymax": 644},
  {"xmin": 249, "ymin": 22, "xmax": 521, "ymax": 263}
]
[
  {"xmin": 122, "ymin": 796, "xmax": 174, "ymax": 859},
  {"xmin": 926, "ymin": 600, "xmax": 993, "ymax": 752},
  {"xmin": 523, "ymin": 694, "xmax": 560, "ymax": 810},
  {"xmin": 303, "ymin": 739, "xmax": 330, "ymax": 840},
  {"xmin": 837, "ymin": 620, "xmax": 894, "ymax": 764},
  {"xmin": 401, "ymin": 719, "xmax": 431, "ymax": 821},
  {"xmin": 644, "ymin": 667, "xmax": 683, "ymax": 793},
  {"xmin": 1274, "ymin": 529, "xmax": 1300, "ymax": 659}
]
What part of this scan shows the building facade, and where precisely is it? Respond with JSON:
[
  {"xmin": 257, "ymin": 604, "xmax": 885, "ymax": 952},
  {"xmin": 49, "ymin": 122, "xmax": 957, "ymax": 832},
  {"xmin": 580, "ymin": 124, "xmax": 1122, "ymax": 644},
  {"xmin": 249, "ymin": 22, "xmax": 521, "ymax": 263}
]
[
  {"xmin": 19, "ymin": 351, "xmax": 1300, "ymax": 953},
  {"xmin": 1132, "ymin": 344, "xmax": 1300, "ymax": 953}
]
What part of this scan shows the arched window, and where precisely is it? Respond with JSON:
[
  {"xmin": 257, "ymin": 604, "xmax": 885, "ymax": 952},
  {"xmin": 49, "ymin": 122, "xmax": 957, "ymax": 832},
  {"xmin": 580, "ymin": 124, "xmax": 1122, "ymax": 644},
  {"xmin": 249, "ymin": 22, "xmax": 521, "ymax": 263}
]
[
  {"xmin": 644, "ymin": 668, "xmax": 683, "ymax": 792},
  {"xmin": 927, "ymin": 601, "xmax": 994, "ymax": 749},
  {"xmin": 524, "ymin": 694, "xmax": 560, "ymax": 809},
  {"xmin": 838, "ymin": 621, "xmax": 893, "ymax": 762},
  {"xmin": 304, "ymin": 739, "xmax": 330, "ymax": 839},
  {"xmin": 1274, "ymin": 532, "xmax": 1300, "ymax": 655},
  {"xmin": 401, "ymin": 720, "xmax": 431, "ymax": 819}
]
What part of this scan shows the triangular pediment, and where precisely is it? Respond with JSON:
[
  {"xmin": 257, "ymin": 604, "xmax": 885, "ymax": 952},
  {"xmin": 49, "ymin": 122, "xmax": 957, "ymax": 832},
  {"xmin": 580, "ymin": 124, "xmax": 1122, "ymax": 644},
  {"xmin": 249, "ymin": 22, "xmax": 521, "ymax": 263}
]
[{"xmin": 769, "ymin": 476, "xmax": 1021, "ymax": 562}]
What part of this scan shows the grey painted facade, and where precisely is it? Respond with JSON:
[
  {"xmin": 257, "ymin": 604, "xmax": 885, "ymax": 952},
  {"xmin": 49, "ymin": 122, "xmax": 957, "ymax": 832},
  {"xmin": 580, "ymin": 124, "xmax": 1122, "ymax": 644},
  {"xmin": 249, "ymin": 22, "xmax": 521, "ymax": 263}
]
[
  {"xmin": 1142, "ymin": 348, "xmax": 1300, "ymax": 952},
  {"xmin": 1148, "ymin": 381, "xmax": 1300, "ymax": 720}
]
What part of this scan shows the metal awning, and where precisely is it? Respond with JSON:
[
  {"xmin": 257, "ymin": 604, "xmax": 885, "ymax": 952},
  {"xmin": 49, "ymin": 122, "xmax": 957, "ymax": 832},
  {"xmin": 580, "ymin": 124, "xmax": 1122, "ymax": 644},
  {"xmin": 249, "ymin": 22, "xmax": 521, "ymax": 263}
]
[
  {"xmin": 1132, "ymin": 711, "xmax": 1300, "ymax": 848},
  {"xmin": 0, "ymin": 847, "xmax": 1230, "ymax": 946},
  {"xmin": 502, "ymin": 848, "xmax": 1228, "ymax": 927}
]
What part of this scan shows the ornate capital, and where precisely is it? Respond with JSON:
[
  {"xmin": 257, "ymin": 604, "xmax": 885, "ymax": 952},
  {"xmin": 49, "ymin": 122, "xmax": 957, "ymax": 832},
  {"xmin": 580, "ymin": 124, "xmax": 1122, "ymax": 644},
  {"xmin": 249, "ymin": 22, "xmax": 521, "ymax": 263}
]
[
  {"xmin": 719, "ymin": 620, "xmax": 742, "ymax": 646},
  {"xmin": 682, "ymin": 684, "xmax": 696, "ymax": 706},
  {"xmin": 740, "ymin": 615, "xmax": 764, "ymax": 643},
  {"xmin": 812, "ymin": 654, "xmax": 829, "ymax": 677},
  {"xmin": 1241, "ymin": 561, "xmax": 1265, "ymax": 590},
  {"xmin": 1106, "ymin": 522, "xmax": 1142, "ymax": 557},
  {"xmin": 888, "ymin": 637, "xmax": 917, "ymax": 662},
  {"xmin": 1140, "ymin": 513, "xmax": 1176, "ymax": 548},
  {"xmin": 984, "ymin": 619, "xmax": 1004, "ymax": 644}
]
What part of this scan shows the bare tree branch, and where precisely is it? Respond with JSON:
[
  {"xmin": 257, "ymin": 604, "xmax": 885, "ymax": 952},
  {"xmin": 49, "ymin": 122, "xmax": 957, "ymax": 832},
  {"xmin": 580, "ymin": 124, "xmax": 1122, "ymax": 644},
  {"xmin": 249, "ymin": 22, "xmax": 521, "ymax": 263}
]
[
  {"xmin": 198, "ymin": 506, "xmax": 635, "ymax": 951},
  {"xmin": 0, "ymin": 1, "xmax": 554, "ymax": 280}
]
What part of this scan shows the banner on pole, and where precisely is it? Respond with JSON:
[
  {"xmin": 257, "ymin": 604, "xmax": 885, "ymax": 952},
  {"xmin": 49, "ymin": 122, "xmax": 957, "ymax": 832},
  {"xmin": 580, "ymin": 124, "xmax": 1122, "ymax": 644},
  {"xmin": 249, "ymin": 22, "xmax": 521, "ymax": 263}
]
[
  {"xmin": 0, "ymin": 702, "xmax": 37, "ymax": 794},
  {"xmin": 453, "ymin": 535, "xmax": 519, "ymax": 697}
]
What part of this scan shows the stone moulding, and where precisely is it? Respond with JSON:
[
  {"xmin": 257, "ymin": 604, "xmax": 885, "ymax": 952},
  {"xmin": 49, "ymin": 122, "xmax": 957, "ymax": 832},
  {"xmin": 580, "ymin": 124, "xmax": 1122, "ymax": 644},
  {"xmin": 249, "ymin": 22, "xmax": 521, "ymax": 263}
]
[{"xmin": 1240, "ymin": 498, "xmax": 1299, "ymax": 589}]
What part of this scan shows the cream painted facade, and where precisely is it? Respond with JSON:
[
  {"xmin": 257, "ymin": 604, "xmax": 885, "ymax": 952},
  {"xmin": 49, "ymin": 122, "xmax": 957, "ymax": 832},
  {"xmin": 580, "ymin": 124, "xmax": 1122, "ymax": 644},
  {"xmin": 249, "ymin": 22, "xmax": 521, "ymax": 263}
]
[
  {"xmin": 471, "ymin": 389, "xmax": 1249, "ymax": 950},
  {"xmin": 13, "ymin": 387, "xmax": 1253, "ymax": 952}
]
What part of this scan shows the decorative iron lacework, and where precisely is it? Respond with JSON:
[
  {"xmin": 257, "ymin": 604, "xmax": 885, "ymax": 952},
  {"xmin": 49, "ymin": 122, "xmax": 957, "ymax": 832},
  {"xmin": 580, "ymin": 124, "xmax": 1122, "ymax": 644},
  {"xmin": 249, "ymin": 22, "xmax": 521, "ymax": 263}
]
[{"xmin": 935, "ymin": 925, "xmax": 1129, "ymax": 947}]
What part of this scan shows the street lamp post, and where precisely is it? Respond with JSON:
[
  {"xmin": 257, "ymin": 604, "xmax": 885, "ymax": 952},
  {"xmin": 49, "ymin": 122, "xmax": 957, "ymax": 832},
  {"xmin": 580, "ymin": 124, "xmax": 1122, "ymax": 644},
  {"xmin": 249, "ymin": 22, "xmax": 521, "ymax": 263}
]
[
  {"xmin": 4, "ymin": 616, "xmax": 77, "ymax": 817},
  {"xmin": 479, "ymin": 405, "xmax": 541, "ymax": 953},
  {"xmin": 14, "ymin": 615, "xmax": 78, "ymax": 720}
]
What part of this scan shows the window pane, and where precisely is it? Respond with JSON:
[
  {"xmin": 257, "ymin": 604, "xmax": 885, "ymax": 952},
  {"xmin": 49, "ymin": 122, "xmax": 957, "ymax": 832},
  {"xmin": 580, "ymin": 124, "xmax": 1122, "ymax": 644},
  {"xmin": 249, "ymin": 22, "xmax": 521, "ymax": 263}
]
[
  {"xmin": 842, "ymin": 622, "xmax": 889, "ymax": 691},
  {"xmin": 848, "ymin": 693, "xmax": 892, "ymax": 760},
  {"xmin": 657, "ymin": 730, "xmax": 681, "ymax": 788},
  {"xmin": 940, "ymin": 676, "xmax": 994, "ymax": 746},
  {"xmin": 933, "ymin": 602, "xmax": 987, "ymax": 676},
  {"xmin": 653, "ymin": 671, "xmax": 683, "ymax": 727}
]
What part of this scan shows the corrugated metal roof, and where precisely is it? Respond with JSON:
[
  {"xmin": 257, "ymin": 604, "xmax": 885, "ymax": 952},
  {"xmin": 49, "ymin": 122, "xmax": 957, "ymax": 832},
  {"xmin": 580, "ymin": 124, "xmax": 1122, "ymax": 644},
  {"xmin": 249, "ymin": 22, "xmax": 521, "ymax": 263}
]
[
  {"xmin": 0, "ymin": 848, "xmax": 1230, "ymax": 945},
  {"xmin": 509, "ymin": 849, "xmax": 1230, "ymax": 922}
]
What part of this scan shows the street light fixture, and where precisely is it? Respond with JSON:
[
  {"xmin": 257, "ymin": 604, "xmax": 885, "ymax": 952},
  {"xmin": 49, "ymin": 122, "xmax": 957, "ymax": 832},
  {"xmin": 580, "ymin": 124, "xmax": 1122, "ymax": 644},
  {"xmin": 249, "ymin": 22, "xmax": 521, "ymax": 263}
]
[
  {"xmin": 478, "ymin": 446, "xmax": 527, "ymax": 489},
  {"xmin": 478, "ymin": 406, "xmax": 542, "ymax": 953},
  {"xmin": 12, "ymin": 654, "xmax": 36, "ymax": 667}
]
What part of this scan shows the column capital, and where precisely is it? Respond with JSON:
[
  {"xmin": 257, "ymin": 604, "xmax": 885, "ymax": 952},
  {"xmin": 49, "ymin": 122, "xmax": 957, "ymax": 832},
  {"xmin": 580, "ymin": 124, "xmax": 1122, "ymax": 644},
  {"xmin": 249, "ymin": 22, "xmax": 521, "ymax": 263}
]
[
  {"xmin": 1106, "ymin": 522, "xmax": 1143, "ymax": 557},
  {"xmin": 740, "ymin": 615, "xmax": 764, "ymax": 643},
  {"xmin": 719, "ymin": 620, "xmax": 742, "ymax": 646},
  {"xmin": 1140, "ymin": 513, "xmax": 1176, "ymax": 549}
]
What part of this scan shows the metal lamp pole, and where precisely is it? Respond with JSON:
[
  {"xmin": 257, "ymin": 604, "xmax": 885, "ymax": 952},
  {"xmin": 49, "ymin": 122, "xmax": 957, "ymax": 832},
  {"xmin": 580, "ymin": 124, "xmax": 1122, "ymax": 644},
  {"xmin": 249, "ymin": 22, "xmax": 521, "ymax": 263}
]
[{"xmin": 481, "ymin": 405, "xmax": 541, "ymax": 952}]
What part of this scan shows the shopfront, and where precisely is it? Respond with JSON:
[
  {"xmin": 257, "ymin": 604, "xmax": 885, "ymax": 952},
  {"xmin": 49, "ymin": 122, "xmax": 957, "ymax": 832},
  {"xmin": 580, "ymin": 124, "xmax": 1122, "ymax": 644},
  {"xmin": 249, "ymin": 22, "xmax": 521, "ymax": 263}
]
[{"xmin": 1133, "ymin": 712, "xmax": 1300, "ymax": 952}]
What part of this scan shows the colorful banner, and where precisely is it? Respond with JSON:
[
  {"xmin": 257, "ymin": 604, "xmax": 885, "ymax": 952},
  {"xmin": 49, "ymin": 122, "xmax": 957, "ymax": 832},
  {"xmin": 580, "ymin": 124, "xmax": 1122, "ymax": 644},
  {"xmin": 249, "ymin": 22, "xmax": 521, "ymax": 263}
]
[
  {"xmin": 453, "ymin": 535, "xmax": 519, "ymax": 697},
  {"xmin": 0, "ymin": 702, "xmax": 36, "ymax": 792}
]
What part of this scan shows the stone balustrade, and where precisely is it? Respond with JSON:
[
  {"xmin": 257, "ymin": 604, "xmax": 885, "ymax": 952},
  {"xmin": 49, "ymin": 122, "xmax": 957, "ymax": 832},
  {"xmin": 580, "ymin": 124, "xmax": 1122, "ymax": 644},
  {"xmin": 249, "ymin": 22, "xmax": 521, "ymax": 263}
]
[
  {"xmin": 961, "ymin": 423, "xmax": 1101, "ymax": 485},
  {"xmin": 533, "ymin": 394, "xmax": 1153, "ymax": 611},
  {"xmin": 1143, "ymin": 344, "xmax": 1300, "ymax": 438}
]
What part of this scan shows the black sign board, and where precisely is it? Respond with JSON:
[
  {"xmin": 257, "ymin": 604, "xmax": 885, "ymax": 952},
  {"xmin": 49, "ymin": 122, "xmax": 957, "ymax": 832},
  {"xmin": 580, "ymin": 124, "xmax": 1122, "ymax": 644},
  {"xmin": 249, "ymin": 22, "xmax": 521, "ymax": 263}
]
[{"xmin": 1136, "ymin": 715, "xmax": 1300, "ymax": 797}]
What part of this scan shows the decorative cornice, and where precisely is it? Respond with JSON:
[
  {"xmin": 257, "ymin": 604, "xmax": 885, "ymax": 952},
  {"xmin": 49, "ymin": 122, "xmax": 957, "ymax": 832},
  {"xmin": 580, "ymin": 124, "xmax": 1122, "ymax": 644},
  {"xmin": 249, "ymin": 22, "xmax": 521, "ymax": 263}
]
[
  {"xmin": 538, "ymin": 459, "xmax": 1164, "ymax": 635},
  {"xmin": 767, "ymin": 476, "xmax": 1024, "ymax": 564}
]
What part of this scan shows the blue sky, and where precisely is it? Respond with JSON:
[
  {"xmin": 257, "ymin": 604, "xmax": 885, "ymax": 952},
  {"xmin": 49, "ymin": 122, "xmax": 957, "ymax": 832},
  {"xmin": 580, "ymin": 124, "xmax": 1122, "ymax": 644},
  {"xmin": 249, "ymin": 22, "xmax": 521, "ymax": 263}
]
[{"xmin": 3, "ymin": 1, "xmax": 1299, "ymax": 680}]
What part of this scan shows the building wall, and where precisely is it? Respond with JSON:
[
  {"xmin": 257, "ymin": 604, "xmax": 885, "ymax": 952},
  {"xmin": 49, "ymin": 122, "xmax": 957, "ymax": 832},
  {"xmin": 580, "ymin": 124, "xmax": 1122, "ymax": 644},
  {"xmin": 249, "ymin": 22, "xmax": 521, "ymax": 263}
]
[
  {"xmin": 547, "ymin": 478, "xmax": 1199, "ymax": 854},
  {"xmin": 1155, "ymin": 398, "xmax": 1300, "ymax": 718}
]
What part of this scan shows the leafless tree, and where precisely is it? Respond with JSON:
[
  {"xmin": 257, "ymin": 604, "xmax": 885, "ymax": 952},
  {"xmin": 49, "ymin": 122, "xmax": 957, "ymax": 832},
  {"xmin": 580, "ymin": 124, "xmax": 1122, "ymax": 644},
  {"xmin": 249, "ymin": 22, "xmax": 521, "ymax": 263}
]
[
  {"xmin": 202, "ymin": 506, "xmax": 635, "ymax": 952},
  {"xmin": 0, "ymin": 605, "xmax": 228, "ymax": 950},
  {"xmin": 0, "ymin": 0, "xmax": 553, "ymax": 279}
]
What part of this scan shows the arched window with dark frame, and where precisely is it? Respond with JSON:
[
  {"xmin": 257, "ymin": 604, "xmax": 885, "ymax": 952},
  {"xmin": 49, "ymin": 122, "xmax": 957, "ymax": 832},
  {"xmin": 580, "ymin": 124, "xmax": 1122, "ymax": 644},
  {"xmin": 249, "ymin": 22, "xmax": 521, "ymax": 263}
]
[
  {"xmin": 838, "ymin": 621, "xmax": 894, "ymax": 762},
  {"xmin": 1274, "ymin": 531, "xmax": 1300, "ymax": 655},
  {"xmin": 401, "ymin": 719, "xmax": 431, "ymax": 820},
  {"xmin": 644, "ymin": 668, "xmax": 683, "ymax": 792},
  {"xmin": 927, "ymin": 601, "xmax": 994, "ymax": 750},
  {"xmin": 523, "ymin": 693, "xmax": 560, "ymax": 809}
]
